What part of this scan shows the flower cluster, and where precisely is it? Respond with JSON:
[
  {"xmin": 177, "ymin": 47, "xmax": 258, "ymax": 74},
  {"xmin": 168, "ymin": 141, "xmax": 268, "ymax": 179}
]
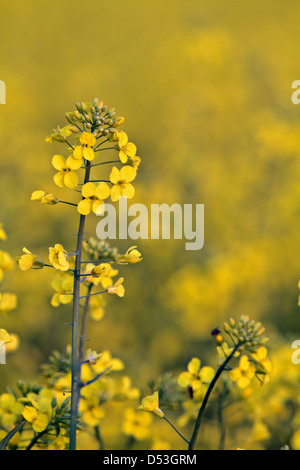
[
  {"xmin": 11, "ymin": 100, "xmax": 143, "ymax": 450},
  {"xmin": 137, "ymin": 315, "xmax": 271, "ymax": 450},
  {"xmin": 0, "ymin": 224, "xmax": 18, "ymax": 354}
]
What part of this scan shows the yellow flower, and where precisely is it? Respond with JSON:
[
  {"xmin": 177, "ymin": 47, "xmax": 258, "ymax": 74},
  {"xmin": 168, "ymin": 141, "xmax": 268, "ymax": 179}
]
[
  {"xmin": 122, "ymin": 407, "xmax": 152, "ymax": 440},
  {"xmin": 178, "ymin": 358, "xmax": 215, "ymax": 398},
  {"xmin": 107, "ymin": 277, "xmax": 125, "ymax": 297},
  {"xmin": 5, "ymin": 333, "xmax": 19, "ymax": 353},
  {"xmin": 0, "ymin": 224, "xmax": 7, "ymax": 241},
  {"xmin": 0, "ymin": 393, "xmax": 24, "ymax": 427},
  {"xmin": 48, "ymin": 433, "xmax": 66, "ymax": 450},
  {"xmin": 50, "ymin": 273, "xmax": 73, "ymax": 307},
  {"xmin": 77, "ymin": 182, "xmax": 110, "ymax": 215},
  {"xmin": 229, "ymin": 355, "xmax": 256, "ymax": 389},
  {"xmin": 90, "ymin": 350, "xmax": 124, "ymax": 375},
  {"xmin": 138, "ymin": 391, "xmax": 164, "ymax": 419},
  {"xmin": 78, "ymin": 395, "xmax": 105, "ymax": 427},
  {"xmin": 87, "ymin": 295, "xmax": 106, "ymax": 321},
  {"xmin": 128, "ymin": 155, "xmax": 141, "ymax": 171},
  {"xmin": 52, "ymin": 154, "xmax": 82, "ymax": 189},
  {"xmin": 90, "ymin": 262, "xmax": 111, "ymax": 278},
  {"xmin": 115, "ymin": 246, "xmax": 142, "ymax": 265},
  {"xmin": 49, "ymin": 244, "xmax": 69, "ymax": 271},
  {"xmin": 0, "ymin": 250, "xmax": 15, "ymax": 282},
  {"xmin": 31, "ymin": 190, "xmax": 58, "ymax": 205},
  {"xmin": 0, "ymin": 293, "xmax": 17, "ymax": 315},
  {"xmin": 116, "ymin": 131, "xmax": 137, "ymax": 164},
  {"xmin": 0, "ymin": 328, "xmax": 13, "ymax": 344},
  {"xmin": 73, "ymin": 132, "xmax": 96, "ymax": 161},
  {"xmin": 22, "ymin": 405, "xmax": 49, "ymax": 432},
  {"xmin": 110, "ymin": 166, "xmax": 136, "ymax": 202},
  {"xmin": 17, "ymin": 247, "xmax": 44, "ymax": 271},
  {"xmin": 84, "ymin": 263, "xmax": 119, "ymax": 289},
  {"xmin": 251, "ymin": 346, "xmax": 272, "ymax": 374}
]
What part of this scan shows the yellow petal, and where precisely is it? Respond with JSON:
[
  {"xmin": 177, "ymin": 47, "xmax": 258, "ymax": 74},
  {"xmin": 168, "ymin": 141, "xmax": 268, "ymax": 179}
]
[
  {"xmin": 78, "ymin": 199, "xmax": 92, "ymax": 215},
  {"xmin": 66, "ymin": 155, "xmax": 83, "ymax": 170},
  {"xmin": 52, "ymin": 154, "xmax": 66, "ymax": 171},
  {"xmin": 121, "ymin": 183, "xmax": 135, "ymax": 199},
  {"xmin": 110, "ymin": 167, "xmax": 121, "ymax": 184},
  {"xmin": 83, "ymin": 147, "xmax": 95, "ymax": 161},
  {"xmin": 82, "ymin": 182, "xmax": 96, "ymax": 198},
  {"xmin": 188, "ymin": 358, "xmax": 201, "ymax": 375},
  {"xmin": 92, "ymin": 200, "xmax": 105, "ymax": 214},
  {"xmin": 120, "ymin": 165, "xmax": 136, "ymax": 182},
  {"xmin": 73, "ymin": 145, "xmax": 83, "ymax": 160},
  {"xmin": 31, "ymin": 190, "xmax": 46, "ymax": 201},
  {"xmin": 118, "ymin": 131, "xmax": 128, "ymax": 147},
  {"xmin": 110, "ymin": 185, "xmax": 122, "ymax": 202},
  {"xmin": 95, "ymin": 182, "xmax": 110, "ymax": 200},
  {"xmin": 53, "ymin": 172, "xmax": 65, "ymax": 187},
  {"xmin": 64, "ymin": 171, "xmax": 78, "ymax": 189},
  {"xmin": 125, "ymin": 142, "xmax": 137, "ymax": 157},
  {"xmin": 119, "ymin": 150, "xmax": 128, "ymax": 164}
]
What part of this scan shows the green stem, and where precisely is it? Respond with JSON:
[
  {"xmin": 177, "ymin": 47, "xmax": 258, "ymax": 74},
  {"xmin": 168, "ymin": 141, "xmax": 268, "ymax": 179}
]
[
  {"xmin": 188, "ymin": 344, "xmax": 240, "ymax": 450},
  {"xmin": 79, "ymin": 283, "xmax": 93, "ymax": 366},
  {"xmin": 69, "ymin": 160, "xmax": 91, "ymax": 451},
  {"xmin": 163, "ymin": 417, "xmax": 190, "ymax": 445}
]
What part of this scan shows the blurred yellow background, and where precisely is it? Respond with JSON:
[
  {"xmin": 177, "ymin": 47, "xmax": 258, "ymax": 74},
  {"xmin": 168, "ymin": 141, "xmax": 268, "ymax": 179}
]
[{"xmin": 1, "ymin": 0, "xmax": 300, "ymax": 449}]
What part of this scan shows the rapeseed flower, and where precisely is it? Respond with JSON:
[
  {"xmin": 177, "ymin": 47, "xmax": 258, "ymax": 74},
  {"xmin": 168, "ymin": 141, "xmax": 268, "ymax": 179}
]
[
  {"xmin": 52, "ymin": 154, "xmax": 82, "ymax": 189},
  {"xmin": 73, "ymin": 132, "xmax": 96, "ymax": 162},
  {"xmin": 110, "ymin": 166, "xmax": 136, "ymax": 202},
  {"xmin": 31, "ymin": 190, "xmax": 58, "ymax": 205},
  {"xmin": 115, "ymin": 246, "xmax": 142, "ymax": 265},
  {"xmin": 138, "ymin": 391, "xmax": 164, "ymax": 419},
  {"xmin": 229, "ymin": 355, "xmax": 256, "ymax": 389},
  {"xmin": 17, "ymin": 247, "xmax": 44, "ymax": 271},
  {"xmin": 77, "ymin": 182, "xmax": 110, "ymax": 215},
  {"xmin": 116, "ymin": 131, "xmax": 137, "ymax": 164},
  {"xmin": 49, "ymin": 244, "xmax": 69, "ymax": 271}
]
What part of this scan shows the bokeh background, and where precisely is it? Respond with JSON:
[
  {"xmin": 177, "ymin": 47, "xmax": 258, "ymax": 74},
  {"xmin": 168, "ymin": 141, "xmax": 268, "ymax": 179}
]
[{"xmin": 1, "ymin": 0, "xmax": 300, "ymax": 449}]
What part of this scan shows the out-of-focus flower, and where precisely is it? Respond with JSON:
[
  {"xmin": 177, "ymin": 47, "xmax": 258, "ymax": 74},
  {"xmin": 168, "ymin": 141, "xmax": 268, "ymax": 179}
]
[
  {"xmin": 178, "ymin": 358, "xmax": 215, "ymax": 399},
  {"xmin": 5, "ymin": 333, "xmax": 19, "ymax": 353},
  {"xmin": 0, "ymin": 250, "xmax": 15, "ymax": 281},
  {"xmin": 49, "ymin": 244, "xmax": 69, "ymax": 271},
  {"xmin": 0, "ymin": 393, "xmax": 24, "ymax": 427},
  {"xmin": 0, "ymin": 293, "xmax": 17, "ymax": 315},
  {"xmin": 22, "ymin": 405, "xmax": 49, "ymax": 432},
  {"xmin": 0, "ymin": 224, "xmax": 7, "ymax": 241},
  {"xmin": 0, "ymin": 328, "xmax": 13, "ymax": 344},
  {"xmin": 47, "ymin": 433, "xmax": 66, "ymax": 450},
  {"xmin": 51, "ymin": 273, "xmax": 73, "ymax": 307},
  {"xmin": 229, "ymin": 355, "xmax": 256, "ymax": 389},
  {"xmin": 122, "ymin": 407, "xmax": 152, "ymax": 440},
  {"xmin": 78, "ymin": 395, "xmax": 105, "ymax": 427}
]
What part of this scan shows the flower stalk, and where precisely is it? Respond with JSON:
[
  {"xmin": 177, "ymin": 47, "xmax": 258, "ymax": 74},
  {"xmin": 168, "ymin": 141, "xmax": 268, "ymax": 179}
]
[{"xmin": 69, "ymin": 160, "xmax": 91, "ymax": 450}]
